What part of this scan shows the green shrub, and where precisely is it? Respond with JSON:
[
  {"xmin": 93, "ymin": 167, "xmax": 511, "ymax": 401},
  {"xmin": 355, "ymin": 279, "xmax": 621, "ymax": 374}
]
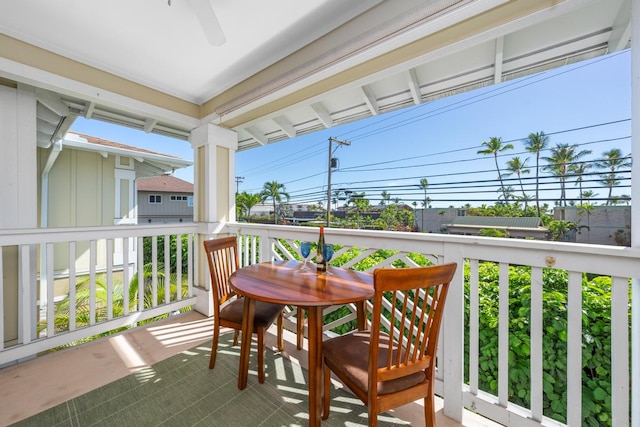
[{"xmin": 464, "ymin": 262, "xmax": 625, "ymax": 426}]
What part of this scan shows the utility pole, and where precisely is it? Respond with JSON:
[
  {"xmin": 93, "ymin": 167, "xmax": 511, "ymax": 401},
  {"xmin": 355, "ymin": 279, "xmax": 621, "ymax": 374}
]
[
  {"xmin": 327, "ymin": 137, "xmax": 350, "ymax": 226},
  {"xmin": 235, "ymin": 176, "xmax": 244, "ymax": 194}
]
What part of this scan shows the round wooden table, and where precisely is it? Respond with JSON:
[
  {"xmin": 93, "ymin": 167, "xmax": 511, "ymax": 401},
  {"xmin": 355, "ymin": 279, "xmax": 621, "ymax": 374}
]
[{"xmin": 229, "ymin": 260, "xmax": 374, "ymax": 427}]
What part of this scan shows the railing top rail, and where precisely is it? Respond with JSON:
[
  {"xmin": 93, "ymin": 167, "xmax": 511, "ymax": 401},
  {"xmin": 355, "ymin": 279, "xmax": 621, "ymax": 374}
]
[{"xmin": 0, "ymin": 223, "xmax": 199, "ymax": 245}]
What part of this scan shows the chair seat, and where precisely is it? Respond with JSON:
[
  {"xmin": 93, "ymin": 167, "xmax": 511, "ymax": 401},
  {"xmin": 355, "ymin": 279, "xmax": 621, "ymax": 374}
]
[
  {"xmin": 220, "ymin": 298, "xmax": 284, "ymax": 328},
  {"xmin": 323, "ymin": 331, "xmax": 426, "ymax": 395}
]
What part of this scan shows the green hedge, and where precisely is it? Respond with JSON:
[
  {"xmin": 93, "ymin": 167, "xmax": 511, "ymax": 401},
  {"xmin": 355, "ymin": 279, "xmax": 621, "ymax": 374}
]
[{"xmin": 464, "ymin": 262, "xmax": 627, "ymax": 426}]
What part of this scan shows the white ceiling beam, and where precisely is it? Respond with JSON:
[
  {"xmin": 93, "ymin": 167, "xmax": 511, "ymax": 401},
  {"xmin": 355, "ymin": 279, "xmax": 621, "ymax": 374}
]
[
  {"xmin": 608, "ymin": 0, "xmax": 631, "ymax": 52},
  {"xmin": 144, "ymin": 118, "xmax": 158, "ymax": 133},
  {"xmin": 245, "ymin": 126, "xmax": 268, "ymax": 145},
  {"xmin": 273, "ymin": 116, "xmax": 296, "ymax": 138},
  {"xmin": 311, "ymin": 102, "xmax": 333, "ymax": 128},
  {"xmin": 35, "ymin": 89, "xmax": 69, "ymax": 117},
  {"xmin": 84, "ymin": 101, "xmax": 96, "ymax": 119},
  {"xmin": 406, "ymin": 68, "xmax": 422, "ymax": 105},
  {"xmin": 494, "ymin": 36, "xmax": 504, "ymax": 85},
  {"xmin": 361, "ymin": 85, "xmax": 379, "ymax": 116}
]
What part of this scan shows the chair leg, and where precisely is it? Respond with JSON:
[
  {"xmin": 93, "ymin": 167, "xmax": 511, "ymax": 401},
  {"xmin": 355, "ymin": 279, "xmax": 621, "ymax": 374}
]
[
  {"xmin": 425, "ymin": 382, "xmax": 436, "ymax": 427},
  {"xmin": 257, "ymin": 327, "xmax": 265, "ymax": 383},
  {"xmin": 209, "ymin": 325, "xmax": 220, "ymax": 369},
  {"xmin": 368, "ymin": 406, "xmax": 378, "ymax": 427},
  {"xmin": 277, "ymin": 311, "xmax": 284, "ymax": 352},
  {"xmin": 297, "ymin": 307, "xmax": 305, "ymax": 350},
  {"xmin": 322, "ymin": 359, "xmax": 331, "ymax": 420},
  {"xmin": 233, "ymin": 329, "xmax": 240, "ymax": 346}
]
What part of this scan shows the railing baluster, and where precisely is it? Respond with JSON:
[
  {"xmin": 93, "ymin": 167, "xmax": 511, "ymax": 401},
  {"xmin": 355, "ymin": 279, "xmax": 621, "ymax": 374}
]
[
  {"xmin": 176, "ymin": 234, "xmax": 182, "ymax": 301},
  {"xmin": 20, "ymin": 244, "xmax": 33, "ymax": 345},
  {"xmin": 106, "ymin": 239, "xmax": 113, "ymax": 321},
  {"xmin": 46, "ymin": 243, "xmax": 55, "ymax": 336},
  {"xmin": 566, "ymin": 270, "xmax": 583, "ymax": 425},
  {"xmin": 137, "ymin": 236, "xmax": 144, "ymax": 313},
  {"xmin": 498, "ymin": 262, "xmax": 509, "ymax": 408},
  {"xmin": 89, "ymin": 240, "xmax": 97, "ymax": 326},
  {"xmin": 69, "ymin": 242, "xmax": 76, "ymax": 331},
  {"xmin": 164, "ymin": 234, "xmax": 170, "ymax": 305},
  {"xmin": 151, "ymin": 236, "xmax": 158, "ymax": 307},
  {"xmin": 187, "ymin": 233, "xmax": 193, "ymax": 296},
  {"xmin": 530, "ymin": 266, "xmax": 544, "ymax": 422},
  {"xmin": 123, "ymin": 237, "xmax": 129, "ymax": 316},
  {"xmin": 469, "ymin": 258, "xmax": 479, "ymax": 395},
  {"xmin": 611, "ymin": 275, "xmax": 630, "ymax": 427}
]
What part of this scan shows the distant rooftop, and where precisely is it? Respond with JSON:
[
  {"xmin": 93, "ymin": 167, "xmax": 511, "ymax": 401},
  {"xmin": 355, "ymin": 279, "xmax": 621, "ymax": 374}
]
[
  {"xmin": 450, "ymin": 216, "xmax": 545, "ymax": 230},
  {"xmin": 137, "ymin": 176, "xmax": 193, "ymax": 193}
]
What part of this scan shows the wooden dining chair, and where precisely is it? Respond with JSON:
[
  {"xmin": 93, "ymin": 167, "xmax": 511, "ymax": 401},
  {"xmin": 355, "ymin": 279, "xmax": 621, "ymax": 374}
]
[
  {"xmin": 322, "ymin": 262, "xmax": 457, "ymax": 426},
  {"xmin": 203, "ymin": 236, "xmax": 285, "ymax": 383}
]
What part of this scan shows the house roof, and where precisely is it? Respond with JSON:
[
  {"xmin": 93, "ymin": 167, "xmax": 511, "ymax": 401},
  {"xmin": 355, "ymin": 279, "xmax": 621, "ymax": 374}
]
[
  {"xmin": 137, "ymin": 176, "xmax": 194, "ymax": 193},
  {"xmin": 449, "ymin": 216, "xmax": 545, "ymax": 230},
  {"xmin": 63, "ymin": 132, "xmax": 192, "ymax": 178},
  {"xmin": 0, "ymin": 1, "xmax": 630, "ymax": 151}
]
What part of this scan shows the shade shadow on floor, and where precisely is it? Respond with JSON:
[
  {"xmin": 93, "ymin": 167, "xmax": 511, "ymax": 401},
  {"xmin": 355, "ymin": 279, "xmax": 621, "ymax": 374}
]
[{"xmin": 12, "ymin": 334, "xmax": 411, "ymax": 426}]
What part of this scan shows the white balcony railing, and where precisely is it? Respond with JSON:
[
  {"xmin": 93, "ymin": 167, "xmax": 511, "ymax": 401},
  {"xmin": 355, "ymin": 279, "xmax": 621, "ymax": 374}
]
[
  {"xmin": 224, "ymin": 223, "xmax": 637, "ymax": 427},
  {"xmin": 1, "ymin": 221, "xmax": 636, "ymax": 427},
  {"xmin": 0, "ymin": 223, "xmax": 199, "ymax": 366}
]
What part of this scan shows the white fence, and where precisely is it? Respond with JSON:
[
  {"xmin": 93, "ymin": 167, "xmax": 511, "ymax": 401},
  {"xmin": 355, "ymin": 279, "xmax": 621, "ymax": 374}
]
[{"xmin": 1, "ymin": 221, "xmax": 637, "ymax": 426}]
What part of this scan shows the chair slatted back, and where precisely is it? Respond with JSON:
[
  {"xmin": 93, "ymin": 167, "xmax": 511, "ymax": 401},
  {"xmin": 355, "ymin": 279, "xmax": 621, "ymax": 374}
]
[
  {"xmin": 203, "ymin": 237, "xmax": 239, "ymax": 310},
  {"xmin": 370, "ymin": 263, "xmax": 457, "ymax": 383}
]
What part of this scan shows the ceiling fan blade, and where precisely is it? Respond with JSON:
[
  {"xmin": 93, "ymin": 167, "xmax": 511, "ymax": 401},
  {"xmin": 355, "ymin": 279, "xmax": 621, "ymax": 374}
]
[{"xmin": 189, "ymin": 0, "xmax": 226, "ymax": 46}]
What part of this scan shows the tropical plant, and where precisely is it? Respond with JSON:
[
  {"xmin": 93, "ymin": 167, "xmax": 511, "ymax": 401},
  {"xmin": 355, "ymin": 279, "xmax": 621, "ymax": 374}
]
[
  {"xmin": 595, "ymin": 148, "xmax": 631, "ymax": 205},
  {"xmin": 568, "ymin": 162, "xmax": 591, "ymax": 205},
  {"xmin": 524, "ymin": 131, "xmax": 550, "ymax": 216},
  {"xmin": 236, "ymin": 191, "xmax": 262, "ymax": 220},
  {"xmin": 543, "ymin": 143, "xmax": 591, "ymax": 207},
  {"xmin": 478, "ymin": 137, "xmax": 514, "ymax": 204},
  {"xmin": 504, "ymin": 156, "xmax": 530, "ymax": 209},
  {"xmin": 419, "ymin": 178, "xmax": 429, "ymax": 208},
  {"xmin": 260, "ymin": 180, "xmax": 290, "ymax": 224},
  {"xmin": 577, "ymin": 202, "xmax": 595, "ymax": 243},
  {"xmin": 380, "ymin": 190, "xmax": 391, "ymax": 206}
]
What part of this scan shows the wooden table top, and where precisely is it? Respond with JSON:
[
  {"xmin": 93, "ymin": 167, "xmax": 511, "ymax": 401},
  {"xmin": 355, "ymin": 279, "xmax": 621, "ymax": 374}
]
[{"xmin": 229, "ymin": 260, "xmax": 374, "ymax": 307}]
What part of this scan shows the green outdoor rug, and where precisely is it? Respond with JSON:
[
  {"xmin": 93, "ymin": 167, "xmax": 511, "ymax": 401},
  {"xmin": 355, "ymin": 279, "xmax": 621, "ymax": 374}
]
[{"xmin": 13, "ymin": 334, "xmax": 410, "ymax": 426}]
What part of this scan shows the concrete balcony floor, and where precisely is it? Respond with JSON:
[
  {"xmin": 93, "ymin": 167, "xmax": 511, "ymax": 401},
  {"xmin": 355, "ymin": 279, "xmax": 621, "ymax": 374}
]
[{"xmin": 0, "ymin": 311, "xmax": 500, "ymax": 426}]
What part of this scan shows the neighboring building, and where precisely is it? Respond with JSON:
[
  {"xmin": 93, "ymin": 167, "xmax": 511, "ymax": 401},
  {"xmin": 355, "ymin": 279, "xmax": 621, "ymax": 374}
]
[
  {"xmin": 138, "ymin": 176, "xmax": 194, "ymax": 224},
  {"xmin": 444, "ymin": 216, "xmax": 548, "ymax": 240},
  {"xmin": 555, "ymin": 206, "xmax": 631, "ymax": 246}
]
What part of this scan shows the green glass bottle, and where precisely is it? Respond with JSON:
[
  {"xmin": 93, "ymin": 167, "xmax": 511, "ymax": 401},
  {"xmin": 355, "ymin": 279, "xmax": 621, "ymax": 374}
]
[{"xmin": 316, "ymin": 226, "xmax": 326, "ymax": 272}]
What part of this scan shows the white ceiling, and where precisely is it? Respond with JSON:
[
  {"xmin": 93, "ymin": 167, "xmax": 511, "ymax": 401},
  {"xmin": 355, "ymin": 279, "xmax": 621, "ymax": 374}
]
[
  {"xmin": 0, "ymin": 0, "xmax": 631, "ymax": 151},
  {"xmin": 0, "ymin": 0, "xmax": 378, "ymax": 103}
]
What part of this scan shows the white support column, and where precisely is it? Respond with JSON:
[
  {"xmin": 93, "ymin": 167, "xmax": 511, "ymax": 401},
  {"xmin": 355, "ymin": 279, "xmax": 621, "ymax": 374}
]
[
  {"xmin": 190, "ymin": 123, "xmax": 238, "ymax": 316},
  {"xmin": 631, "ymin": 1, "xmax": 640, "ymax": 425}
]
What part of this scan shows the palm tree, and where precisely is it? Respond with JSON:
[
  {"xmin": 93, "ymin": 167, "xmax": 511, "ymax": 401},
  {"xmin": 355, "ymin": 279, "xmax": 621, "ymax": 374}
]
[
  {"xmin": 524, "ymin": 131, "xmax": 550, "ymax": 216},
  {"xmin": 595, "ymin": 148, "xmax": 631, "ymax": 205},
  {"xmin": 543, "ymin": 143, "xmax": 591, "ymax": 207},
  {"xmin": 504, "ymin": 156, "xmax": 530, "ymax": 209},
  {"xmin": 477, "ymin": 137, "xmax": 514, "ymax": 204},
  {"xmin": 260, "ymin": 181, "xmax": 290, "ymax": 224},
  {"xmin": 380, "ymin": 191, "xmax": 391, "ymax": 206},
  {"xmin": 236, "ymin": 191, "xmax": 261, "ymax": 220},
  {"xmin": 568, "ymin": 162, "xmax": 591, "ymax": 205},
  {"xmin": 419, "ymin": 178, "xmax": 429, "ymax": 208}
]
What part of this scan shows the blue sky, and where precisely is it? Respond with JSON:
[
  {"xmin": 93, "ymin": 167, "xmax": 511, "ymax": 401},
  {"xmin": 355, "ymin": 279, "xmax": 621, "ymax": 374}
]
[{"xmin": 71, "ymin": 50, "xmax": 631, "ymax": 208}]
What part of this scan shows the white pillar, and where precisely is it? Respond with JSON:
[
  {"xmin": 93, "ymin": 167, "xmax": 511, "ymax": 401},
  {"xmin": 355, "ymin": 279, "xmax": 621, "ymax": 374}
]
[
  {"xmin": 0, "ymin": 83, "xmax": 38, "ymax": 348},
  {"xmin": 190, "ymin": 123, "xmax": 237, "ymax": 316},
  {"xmin": 631, "ymin": 0, "xmax": 639, "ymax": 424}
]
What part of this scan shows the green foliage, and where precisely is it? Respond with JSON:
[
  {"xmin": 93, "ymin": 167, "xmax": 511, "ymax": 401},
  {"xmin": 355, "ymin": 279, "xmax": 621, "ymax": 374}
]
[
  {"xmin": 143, "ymin": 235, "xmax": 190, "ymax": 274},
  {"xmin": 464, "ymin": 262, "xmax": 624, "ymax": 426},
  {"xmin": 478, "ymin": 228, "xmax": 509, "ymax": 238}
]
